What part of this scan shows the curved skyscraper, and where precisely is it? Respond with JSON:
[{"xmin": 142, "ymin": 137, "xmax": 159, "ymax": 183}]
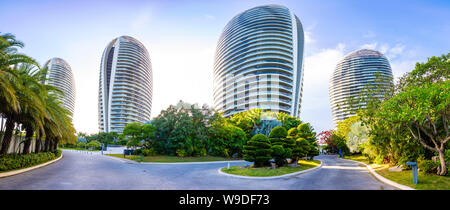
[
  {"xmin": 329, "ymin": 49, "xmax": 393, "ymax": 126},
  {"xmin": 213, "ymin": 4, "xmax": 305, "ymax": 117},
  {"xmin": 98, "ymin": 36, "xmax": 152, "ymax": 133},
  {"xmin": 43, "ymin": 58, "xmax": 76, "ymax": 116}
]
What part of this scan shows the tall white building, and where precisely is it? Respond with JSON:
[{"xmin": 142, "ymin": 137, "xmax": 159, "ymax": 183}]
[
  {"xmin": 43, "ymin": 57, "xmax": 76, "ymax": 116},
  {"xmin": 213, "ymin": 4, "xmax": 305, "ymax": 117},
  {"xmin": 329, "ymin": 49, "xmax": 393, "ymax": 126},
  {"xmin": 98, "ymin": 36, "xmax": 152, "ymax": 133}
]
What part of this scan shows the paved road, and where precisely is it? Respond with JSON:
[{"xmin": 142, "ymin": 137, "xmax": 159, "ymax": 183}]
[{"xmin": 0, "ymin": 150, "xmax": 397, "ymax": 190}]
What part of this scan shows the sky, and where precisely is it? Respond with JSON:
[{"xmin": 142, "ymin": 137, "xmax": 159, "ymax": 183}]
[{"xmin": 1, "ymin": 0, "xmax": 449, "ymax": 134}]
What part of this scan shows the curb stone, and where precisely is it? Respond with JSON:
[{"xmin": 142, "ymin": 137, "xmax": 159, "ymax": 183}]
[
  {"xmin": 339, "ymin": 158, "xmax": 415, "ymax": 190},
  {"xmin": 0, "ymin": 154, "xmax": 63, "ymax": 178},
  {"xmin": 218, "ymin": 161, "xmax": 323, "ymax": 180}
]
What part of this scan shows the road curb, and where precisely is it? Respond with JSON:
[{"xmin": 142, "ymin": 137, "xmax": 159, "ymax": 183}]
[
  {"xmin": 217, "ymin": 161, "xmax": 323, "ymax": 180},
  {"xmin": 339, "ymin": 158, "xmax": 415, "ymax": 190},
  {"xmin": 0, "ymin": 154, "xmax": 63, "ymax": 178}
]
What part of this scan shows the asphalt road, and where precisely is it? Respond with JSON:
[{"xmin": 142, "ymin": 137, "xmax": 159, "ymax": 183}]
[{"xmin": 0, "ymin": 150, "xmax": 397, "ymax": 190}]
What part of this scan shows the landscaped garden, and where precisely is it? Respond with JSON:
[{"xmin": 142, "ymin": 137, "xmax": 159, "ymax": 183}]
[
  {"xmin": 344, "ymin": 154, "xmax": 450, "ymax": 190},
  {"xmin": 221, "ymin": 160, "xmax": 321, "ymax": 177}
]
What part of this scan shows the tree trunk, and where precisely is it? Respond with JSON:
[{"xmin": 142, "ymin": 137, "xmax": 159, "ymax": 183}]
[
  {"xmin": 43, "ymin": 138, "xmax": 50, "ymax": 152},
  {"xmin": 22, "ymin": 127, "xmax": 33, "ymax": 154},
  {"xmin": 53, "ymin": 139, "xmax": 59, "ymax": 151},
  {"xmin": 49, "ymin": 140, "xmax": 54, "ymax": 152},
  {"xmin": 438, "ymin": 150, "xmax": 447, "ymax": 176},
  {"xmin": 35, "ymin": 137, "xmax": 41, "ymax": 153},
  {"xmin": 0, "ymin": 118, "xmax": 15, "ymax": 155}
]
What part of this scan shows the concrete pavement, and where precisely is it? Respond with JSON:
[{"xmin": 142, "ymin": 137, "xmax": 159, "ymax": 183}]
[{"xmin": 0, "ymin": 150, "xmax": 397, "ymax": 190}]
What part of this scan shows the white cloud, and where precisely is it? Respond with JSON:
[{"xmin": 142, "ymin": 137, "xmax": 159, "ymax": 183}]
[
  {"xmin": 304, "ymin": 30, "xmax": 315, "ymax": 44},
  {"xmin": 300, "ymin": 43, "xmax": 346, "ymax": 132},
  {"xmin": 360, "ymin": 42, "xmax": 378, "ymax": 50}
]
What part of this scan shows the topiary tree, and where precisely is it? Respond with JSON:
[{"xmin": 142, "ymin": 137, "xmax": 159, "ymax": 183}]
[
  {"xmin": 243, "ymin": 134, "xmax": 272, "ymax": 167},
  {"xmin": 269, "ymin": 126, "xmax": 289, "ymax": 166},
  {"xmin": 292, "ymin": 138, "xmax": 310, "ymax": 164}
]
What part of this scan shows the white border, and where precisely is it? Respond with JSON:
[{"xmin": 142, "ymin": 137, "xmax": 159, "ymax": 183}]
[{"xmin": 340, "ymin": 158, "xmax": 415, "ymax": 190}]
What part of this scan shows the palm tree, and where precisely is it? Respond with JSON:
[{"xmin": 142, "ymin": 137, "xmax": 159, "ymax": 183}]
[
  {"xmin": 0, "ymin": 33, "xmax": 40, "ymax": 155},
  {"xmin": 0, "ymin": 63, "xmax": 46, "ymax": 155}
]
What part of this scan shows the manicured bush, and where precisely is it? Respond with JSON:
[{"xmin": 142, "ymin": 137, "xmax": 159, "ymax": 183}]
[
  {"xmin": 0, "ymin": 151, "xmax": 61, "ymax": 171},
  {"xmin": 269, "ymin": 126, "xmax": 289, "ymax": 166},
  {"xmin": 268, "ymin": 126, "xmax": 288, "ymax": 139},
  {"xmin": 243, "ymin": 134, "xmax": 272, "ymax": 167},
  {"xmin": 419, "ymin": 160, "xmax": 440, "ymax": 174}
]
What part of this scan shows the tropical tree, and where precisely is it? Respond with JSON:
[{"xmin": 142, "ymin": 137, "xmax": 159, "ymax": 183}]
[{"xmin": 378, "ymin": 81, "xmax": 449, "ymax": 175}]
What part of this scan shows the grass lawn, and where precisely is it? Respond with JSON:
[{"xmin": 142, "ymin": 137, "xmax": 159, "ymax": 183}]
[
  {"xmin": 106, "ymin": 154, "xmax": 239, "ymax": 162},
  {"xmin": 221, "ymin": 160, "xmax": 321, "ymax": 177},
  {"xmin": 343, "ymin": 154, "xmax": 450, "ymax": 190},
  {"xmin": 59, "ymin": 147, "xmax": 100, "ymax": 151}
]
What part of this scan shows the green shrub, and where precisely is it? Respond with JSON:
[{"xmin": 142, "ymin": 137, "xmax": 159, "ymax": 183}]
[
  {"xmin": 271, "ymin": 145, "xmax": 286, "ymax": 166},
  {"xmin": 77, "ymin": 142, "xmax": 85, "ymax": 148},
  {"xmin": 176, "ymin": 149, "xmax": 187, "ymax": 157},
  {"xmin": 269, "ymin": 126, "xmax": 287, "ymax": 139},
  {"xmin": 243, "ymin": 134, "xmax": 272, "ymax": 167},
  {"xmin": 86, "ymin": 140, "xmax": 101, "ymax": 150},
  {"xmin": 142, "ymin": 148, "xmax": 157, "ymax": 156},
  {"xmin": 0, "ymin": 151, "xmax": 60, "ymax": 171},
  {"xmin": 419, "ymin": 160, "xmax": 439, "ymax": 174}
]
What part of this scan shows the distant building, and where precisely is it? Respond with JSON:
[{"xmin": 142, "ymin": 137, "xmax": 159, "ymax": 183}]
[
  {"xmin": 98, "ymin": 36, "xmax": 153, "ymax": 133},
  {"xmin": 213, "ymin": 4, "xmax": 305, "ymax": 118},
  {"xmin": 43, "ymin": 58, "xmax": 76, "ymax": 116},
  {"xmin": 329, "ymin": 49, "xmax": 393, "ymax": 126}
]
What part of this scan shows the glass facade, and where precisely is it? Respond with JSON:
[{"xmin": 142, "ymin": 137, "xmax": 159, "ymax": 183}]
[
  {"xmin": 213, "ymin": 4, "xmax": 305, "ymax": 117},
  {"xmin": 98, "ymin": 36, "xmax": 153, "ymax": 133},
  {"xmin": 329, "ymin": 49, "xmax": 393, "ymax": 126},
  {"xmin": 43, "ymin": 58, "xmax": 76, "ymax": 117}
]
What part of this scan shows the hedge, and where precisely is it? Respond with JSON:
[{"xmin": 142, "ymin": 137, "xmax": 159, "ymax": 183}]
[{"xmin": 0, "ymin": 150, "xmax": 62, "ymax": 172}]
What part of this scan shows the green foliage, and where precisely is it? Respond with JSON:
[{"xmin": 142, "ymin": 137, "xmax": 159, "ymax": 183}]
[
  {"xmin": 419, "ymin": 160, "xmax": 440, "ymax": 174},
  {"xmin": 209, "ymin": 119, "xmax": 247, "ymax": 158},
  {"xmin": 346, "ymin": 121, "xmax": 369, "ymax": 153},
  {"xmin": 268, "ymin": 126, "xmax": 288, "ymax": 139},
  {"xmin": 86, "ymin": 140, "xmax": 101, "ymax": 150},
  {"xmin": 0, "ymin": 151, "xmax": 60, "ymax": 171},
  {"xmin": 276, "ymin": 112, "xmax": 302, "ymax": 131},
  {"xmin": 142, "ymin": 148, "xmax": 157, "ymax": 156},
  {"xmin": 151, "ymin": 101, "xmax": 214, "ymax": 156},
  {"xmin": 76, "ymin": 142, "xmax": 85, "ymax": 148},
  {"xmin": 336, "ymin": 115, "xmax": 360, "ymax": 139},
  {"xmin": 243, "ymin": 134, "xmax": 272, "ymax": 167}
]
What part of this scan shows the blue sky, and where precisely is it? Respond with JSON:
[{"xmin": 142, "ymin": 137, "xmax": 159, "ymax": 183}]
[{"xmin": 1, "ymin": 0, "xmax": 449, "ymax": 134}]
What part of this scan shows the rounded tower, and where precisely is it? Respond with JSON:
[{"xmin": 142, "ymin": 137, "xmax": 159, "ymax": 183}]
[
  {"xmin": 43, "ymin": 57, "xmax": 76, "ymax": 117},
  {"xmin": 213, "ymin": 4, "xmax": 305, "ymax": 117},
  {"xmin": 329, "ymin": 49, "xmax": 393, "ymax": 126},
  {"xmin": 98, "ymin": 36, "xmax": 153, "ymax": 133}
]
